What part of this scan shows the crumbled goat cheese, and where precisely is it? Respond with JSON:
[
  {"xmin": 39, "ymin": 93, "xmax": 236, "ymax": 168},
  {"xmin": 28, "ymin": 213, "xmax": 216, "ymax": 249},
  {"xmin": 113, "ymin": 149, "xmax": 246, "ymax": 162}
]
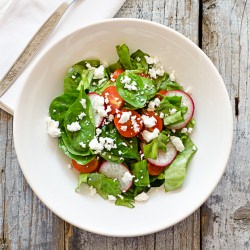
[
  {"xmin": 89, "ymin": 186, "xmax": 97, "ymax": 197},
  {"xmin": 47, "ymin": 117, "xmax": 61, "ymax": 137},
  {"xmin": 131, "ymin": 115, "xmax": 140, "ymax": 132},
  {"xmin": 120, "ymin": 125, "xmax": 127, "ymax": 131},
  {"xmin": 108, "ymin": 114, "xmax": 114, "ymax": 121},
  {"xmin": 148, "ymin": 98, "xmax": 161, "ymax": 110},
  {"xmin": 122, "ymin": 142, "xmax": 127, "ymax": 146},
  {"xmin": 170, "ymin": 136, "xmax": 185, "ymax": 152},
  {"xmin": 117, "ymin": 194, "xmax": 124, "ymax": 200},
  {"xmin": 169, "ymin": 71, "xmax": 176, "ymax": 81},
  {"xmin": 181, "ymin": 127, "xmax": 188, "ymax": 133},
  {"xmin": 67, "ymin": 121, "xmax": 81, "ymax": 132},
  {"xmin": 144, "ymin": 55, "xmax": 159, "ymax": 65},
  {"xmin": 136, "ymin": 57, "xmax": 141, "ymax": 62},
  {"xmin": 141, "ymin": 128, "xmax": 160, "ymax": 142},
  {"xmin": 120, "ymin": 75, "xmax": 131, "ymax": 84},
  {"xmin": 78, "ymin": 112, "xmax": 86, "ymax": 120},
  {"xmin": 79, "ymin": 142, "xmax": 86, "ymax": 148},
  {"xmin": 108, "ymin": 195, "xmax": 117, "ymax": 201},
  {"xmin": 141, "ymin": 115, "xmax": 157, "ymax": 128},
  {"xmin": 80, "ymin": 99, "xmax": 86, "ymax": 109},
  {"xmin": 67, "ymin": 163, "xmax": 72, "ymax": 169},
  {"xmin": 91, "ymin": 95, "xmax": 107, "ymax": 117},
  {"xmin": 96, "ymin": 128, "xmax": 102, "ymax": 136},
  {"xmin": 134, "ymin": 192, "xmax": 149, "ymax": 202},
  {"xmin": 118, "ymin": 111, "xmax": 132, "ymax": 124},
  {"xmin": 124, "ymin": 81, "xmax": 137, "ymax": 91},
  {"xmin": 89, "ymin": 137, "xmax": 104, "ymax": 153},
  {"xmin": 93, "ymin": 65, "xmax": 105, "ymax": 79},
  {"xmin": 99, "ymin": 137, "xmax": 117, "ymax": 151},
  {"xmin": 187, "ymin": 127, "xmax": 193, "ymax": 134},
  {"xmin": 118, "ymin": 150, "xmax": 122, "ymax": 155},
  {"xmin": 192, "ymin": 145, "xmax": 197, "ymax": 151},
  {"xmin": 160, "ymin": 112, "xmax": 165, "ymax": 119},
  {"xmin": 169, "ymin": 108, "xmax": 177, "ymax": 115}
]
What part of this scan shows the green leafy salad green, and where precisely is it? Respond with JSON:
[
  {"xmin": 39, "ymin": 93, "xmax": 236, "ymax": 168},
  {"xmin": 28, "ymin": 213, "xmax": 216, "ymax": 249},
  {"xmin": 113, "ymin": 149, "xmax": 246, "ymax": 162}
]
[{"xmin": 47, "ymin": 44, "xmax": 197, "ymax": 208}]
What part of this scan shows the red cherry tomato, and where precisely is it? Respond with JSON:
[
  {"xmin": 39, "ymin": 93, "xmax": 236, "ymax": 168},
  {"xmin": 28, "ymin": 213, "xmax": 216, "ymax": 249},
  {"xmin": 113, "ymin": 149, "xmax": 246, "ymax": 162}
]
[
  {"xmin": 72, "ymin": 157, "xmax": 100, "ymax": 173},
  {"xmin": 111, "ymin": 68, "xmax": 124, "ymax": 82},
  {"xmin": 147, "ymin": 162, "xmax": 165, "ymax": 176},
  {"xmin": 102, "ymin": 86, "xmax": 125, "ymax": 114},
  {"xmin": 141, "ymin": 110, "xmax": 163, "ymax": 132},
  {"xmin": 114, "ymin": 109, "xmax": 143, "ymax": 138}
]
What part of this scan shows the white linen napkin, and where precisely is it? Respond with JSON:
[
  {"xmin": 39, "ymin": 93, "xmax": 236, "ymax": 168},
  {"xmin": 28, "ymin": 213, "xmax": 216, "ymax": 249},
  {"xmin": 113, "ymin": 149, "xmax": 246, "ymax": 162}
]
[{"xmin": 0, "ymin": 0, "xmax": 125, "ymax": 115}]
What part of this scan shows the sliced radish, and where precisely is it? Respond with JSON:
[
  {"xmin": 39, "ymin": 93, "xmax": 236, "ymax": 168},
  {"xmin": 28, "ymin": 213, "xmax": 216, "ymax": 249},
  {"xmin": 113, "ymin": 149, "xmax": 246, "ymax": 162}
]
[
  {"xmin": 164, "ymin": 90, "xmax": 194, "ymax": 129},
  {"xmin": 88, "ymin": 92, "xmax": 105, "ymax": 127},
  {"xmin": 142, "ymin": 141, "xmax": 177, "ymax": 167},
  {"xmin": 99, "ymin": 161, "xmax": 133, "ymax": 192}
]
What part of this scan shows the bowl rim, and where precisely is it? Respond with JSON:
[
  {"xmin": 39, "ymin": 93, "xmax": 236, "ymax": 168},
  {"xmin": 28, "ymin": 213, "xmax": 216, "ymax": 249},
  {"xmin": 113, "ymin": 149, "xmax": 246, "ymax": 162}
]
[{"xmin": 13, "ymin": 18, "xmax": 233, "ymax": 237}]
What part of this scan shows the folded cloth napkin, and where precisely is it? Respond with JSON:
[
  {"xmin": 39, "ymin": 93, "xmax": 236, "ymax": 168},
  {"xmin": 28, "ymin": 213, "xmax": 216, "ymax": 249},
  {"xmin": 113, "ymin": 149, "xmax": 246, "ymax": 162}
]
[{"xmin": 0, "ymin": 0, "xmax": 125, "ymax": 114}]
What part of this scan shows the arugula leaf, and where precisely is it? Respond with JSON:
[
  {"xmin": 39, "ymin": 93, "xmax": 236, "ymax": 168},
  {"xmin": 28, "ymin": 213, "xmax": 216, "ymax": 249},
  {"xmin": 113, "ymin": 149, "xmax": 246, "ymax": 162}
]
[
  {"xmin": 164, "ymin": 136, "xmax": 197, "ymax": 191},
  {"xmin": 116, "ymin": 44, "xmax": 133, "ymax": 70},
  {"xmin": 116, "ymin": 71, "xmax": 147, "ymax": 108}
]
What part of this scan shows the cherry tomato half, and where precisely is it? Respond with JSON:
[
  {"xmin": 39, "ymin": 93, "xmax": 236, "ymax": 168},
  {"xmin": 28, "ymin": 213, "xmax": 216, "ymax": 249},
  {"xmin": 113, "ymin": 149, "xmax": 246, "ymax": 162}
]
[
  {"xmin": 111, "ymin": 68, "xmax": 124, "ymax": 82},
  {"xmin": 114, "ymin": 109, "xmax": 143, "ymax": 138},
  {"xmin": 72, "ymin": 157, "xmax": 100, "ymax": 173},
  {"xmin": 102, "ymin": 86, "xmax": 125, "ymax": 114},
  {"xmin": 147, "ymin": 162, "xmax": 165, "ymax": 176}
]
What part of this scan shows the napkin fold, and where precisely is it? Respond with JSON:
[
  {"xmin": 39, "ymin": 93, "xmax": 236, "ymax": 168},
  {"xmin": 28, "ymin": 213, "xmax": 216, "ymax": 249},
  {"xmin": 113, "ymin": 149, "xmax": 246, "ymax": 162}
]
[{"xmin": 0, "ymin": 0, "xmax": 125, "ymax": 115}]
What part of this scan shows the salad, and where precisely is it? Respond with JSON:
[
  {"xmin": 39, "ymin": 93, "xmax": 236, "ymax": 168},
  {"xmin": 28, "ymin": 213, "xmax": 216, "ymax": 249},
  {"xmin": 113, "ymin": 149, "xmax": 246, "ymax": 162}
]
[{"xmin": 47, "ymin": 44, "xmax": 197, "ymax": 208}]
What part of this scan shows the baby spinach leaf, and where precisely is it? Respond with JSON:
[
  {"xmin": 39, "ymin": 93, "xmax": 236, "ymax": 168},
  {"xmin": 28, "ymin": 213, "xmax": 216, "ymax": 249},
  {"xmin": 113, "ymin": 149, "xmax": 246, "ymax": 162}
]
[
  {"xmin": 140, "ymin": 76, "xmax": 157, "ymax": 101},
  {"xmin": 64, "ymin": 88, "xmax": 95, "ymax": 153},
  {"xmin": 59, "ymin": 137, "xmax": 95, "ymax": 164},
  {"xmin": 158, "ymin": 78, "xmax": 184, "ymax": 91},
  {"xmin": 164, "ymin": 111, "xmax": 184, "ymax": 126},
  {"xmin": 116, "ymin": 71, "xmax": 147, "ymax": 108},
  {"xmin": 49, "ymin": 91, "xmax": 79, "ymax": 125},
  {"xmin": 130, "ymin": 49, "xmax": 149, "ymax": 71},
  {"xmin": 164, "ymin": 136, "xmax": 197, "ymax": 191}
]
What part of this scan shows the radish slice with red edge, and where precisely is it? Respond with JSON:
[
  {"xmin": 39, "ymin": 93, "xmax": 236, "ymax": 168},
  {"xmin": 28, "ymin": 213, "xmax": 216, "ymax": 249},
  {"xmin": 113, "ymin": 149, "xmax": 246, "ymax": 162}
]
[
  {"xmin": 164, "ymin": 90, "xmax": 194, "ymax": 129},
  {"xmin": 99, "ymin": 161, "xmax": 133, "ymax": 192},
  {"xmin": 88, "ymin": 92, "xmax": 105, "ymax": 128},
  {"xmin": 141, "ymin": 141, "xmax": 177, "ymax": 167}
]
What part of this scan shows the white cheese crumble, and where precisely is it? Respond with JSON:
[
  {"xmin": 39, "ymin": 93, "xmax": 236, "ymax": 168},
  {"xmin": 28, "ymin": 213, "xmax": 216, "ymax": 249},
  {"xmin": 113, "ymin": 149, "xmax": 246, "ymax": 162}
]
[
  {"xmin": 93, "ymin": 65, "xmax": 105, "ymax": 79},
  {"xmin": 159, "ymin": 112, "xmax": 165, "ymax": 119},
  {"xmin": 148, "ymin": 98, "xmax": 161, "ymax": 110},
  {"xmin": 170, "ymin": 136, "xmax": 185, "ymax": 152},
  {"xmin": 78, "ymin": 112, "xmax": 86, "ymax": 120},
  {"xmin": 141, "ymin": 128, "xmax": 160, "ymax": 142},
  {"xmin": 181, "ymin": 127, "xmax": 188, "ymax": 134},
  {"xmin": 47, "ymin": 117, "xmax": 61, "ymax": 137},
  {"xmin": 90, "ymin": 95, "xmax": 107, "ymax": 117},
  {"xmin": 96, "ymin": 128, "xmax": 102, "ymax": 136},
  {"xmin": 131, "ymin": 115, "xmax": 140, "ymax": 132},
  {"xmin": 134, "ymin": 192, "xmax": 149, "ymax": 202},
  {"xmin": 120, "ymin": 75, "xmax": 131, "ymax": 84},
  {"xmin": 169, "ymin": 71, "xmax": 176, "ymax": 81},
  {"xmin": 80, "ymin": 99, "xmax": 86, "ymax": 109},
  {"xmin": 120, "ymin": 125, "xmax": 128, "ymax": 131},
  {"xmin": 192, "ymin": 145, "xmax": 197, "ymax": 151},
  {"xmin": 144, "ymin": 56, "xmax": 159, "ymax": 65},
  {"xmin": 124, "ymin": 80, "xmax": 137, "ymax": 91},
  {"xmin": 89, "ymin": 186, "xmax": 97, "ymax": 197},
  {"xmin": 187, "ymin": 127, "xmax": 193, "ymax": 134},
  {"xmin": 67, "ymin": 121, "xmax": 81, "ymax": 132},
  {"xmin": 108, "ymin": 195, "xmax": 117, "ymax": 201},
  {"xmin": 141, "ymin": 115, "xmax": 157, "ymax": 128},
  {"xmin": 169, "ymin": 108, "xmax": 177, "ymax": 115},
  {"xmin": 67, "ymin": 163, "xmax": 72, "ymax": 169},
  {"xmin": 89, "ymin": 137, "xmax": 104, "ymax": 153},
  {"xmin": 118, "ymin": 111, "xmax": 132, "ymax": 124},
  {"xmin": 79, "ymin": 142, "xmax": 86, "ymax": 148}
]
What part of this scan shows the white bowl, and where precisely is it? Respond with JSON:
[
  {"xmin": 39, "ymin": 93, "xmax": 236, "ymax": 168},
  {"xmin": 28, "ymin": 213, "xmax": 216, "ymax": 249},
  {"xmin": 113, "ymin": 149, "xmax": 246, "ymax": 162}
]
[{"xmin": 13, "ymin": 18, "xmax": 233, "ymax": 237}]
